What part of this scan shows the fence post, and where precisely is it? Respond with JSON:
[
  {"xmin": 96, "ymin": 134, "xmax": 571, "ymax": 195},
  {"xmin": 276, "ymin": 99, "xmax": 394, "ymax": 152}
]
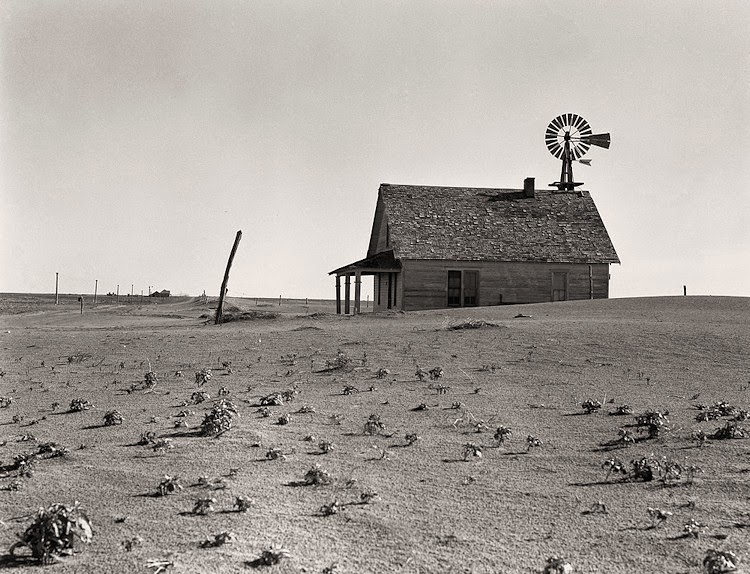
[{"xmin": 215, "ymin": 230, "xmax": 243, "ymax": 325}]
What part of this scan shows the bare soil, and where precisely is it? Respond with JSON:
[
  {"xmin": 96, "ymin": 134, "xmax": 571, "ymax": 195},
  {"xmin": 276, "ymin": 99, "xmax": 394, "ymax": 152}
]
[{"xmin": 0, "ymin": 295, "xmax": 748, "ymax": 573}]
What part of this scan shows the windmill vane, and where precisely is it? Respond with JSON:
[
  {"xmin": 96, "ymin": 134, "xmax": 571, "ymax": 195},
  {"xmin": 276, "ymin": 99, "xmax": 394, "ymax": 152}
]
[{"xmin": 546, "ymin": 114, "xmax": 610, "ymax": 191}]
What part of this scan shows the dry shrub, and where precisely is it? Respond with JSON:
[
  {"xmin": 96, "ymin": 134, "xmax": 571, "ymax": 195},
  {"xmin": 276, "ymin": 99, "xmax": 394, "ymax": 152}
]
[
  {"xmin": 152, "ymin": 438, "xmax": 174, "ymax": 453},
  {"xmin": 9, "ymin": 502, "xmax": 93, "ymax": 564},
  {"xmin": 199, "ymin": 399, "xmax": 238, "ymax": 437},
  {"xmin": 260, "ymin": 393, "xmax": 284, "ymax": 406},
  {"xmin": 303, "ymin": 464, "xmax": 332, "ymax": 486},
  {"xmin": 157, "ymin": 475, "xmax": 183, "ymax": 496},
  {"xmin": 200, "ymin": 531, "xmax": 234, "ymax": 548},
  {"xmin": 318, "ymin": 500, "xmax": 342, "ymax": 516},
  {"xmin": 447, "ymin": 319, "xmax": 499, "ymax": 330},
  {"xmin": 602, "ymin": 456, "xmax": 628, "ymax": 480},
  {"xmin": 429, "ymin": 366, "xmax": 444, "ymax": 381},
  {"xmin": 69, "ymin": 398, "xmax": 92, "ymax": 412},
  {"xmin": 325, "ymin": 350, "xmax": 352, "ymax": 372},
  {"xmin": 36, "ymin": 442, "xmax": 69, "ymax": 458},
  {"xmin": 144, "ymin": 371, "xmax": 158, "ymax": 390},
  {"xmin": 319, "ymin": 440, "xmax": 334, "ymax": 453},
  {"xmin": 363, "ymin": 414, "xmax": 386, "ymax": 435},
  {"xmin": 249, "ymin": 546, "xmax": 289, "ymax": 567},
  {"xmin": 526, "ymin": 435, "xmax": 542, "ymax": 451},
  {"xmin": 266, "ymin": 447, "xmax": 285, "ymax": 460},
  {"xmin": 712, "ymin": 422, "xmax": 746, "ymax": 440},
  {"xmin": 630, "ymin": 455, "xmax": 659, "ymax": 482},
  {"xmin": 192, "ymin": 498, "xmax": 215, "ymax": 515},
  {"xmin": 647, "ymin": 507, "xmax": 672, "ymax": 527},
  {"xmin": 103, "ymin": 410, "xmax": 123, "ymax": 426},
  {"xmin": 138, "ymin": 431, "xmax": 157, "ymax": 446},
  {"xmin": 195, "ymin": 369, "xmax": 212, "ymax": 386},
  {"xmin": 219, "ymin": 310, "xmax": 279, "ymax": 322},
  {"xmin": 581, "ymin": 399, "xmax": 602, "ymax": 414},
  {"xmin": 463, "ymin": 442, "xmax": 482, "ymax": 460},
  {"xmin": 543, "ymin": 557, "xmax": 572, "ymax": 574},
  {"xmin": 609, "ymin": 404, "xmax": 633, "ymax": 416},
  {"xmin": 703, "ymin": 549, "xmax": 739, "ymax": 573},
  {"xmin": 493, "ymin": 426, "xmax": 512, "ymax": 445},
  {"xmin": 635, "ymin": 410, "xmax": 670, "ymax": 438},
  {"xmin": 233, "ymin": 496, "xmax": 253, "ymax": 512},
  {"xmin": 404, "ymin": 433, "xmax": 420, "ymax": 446},
  {"xmin": 191, "ymin": 391, "xmax": 210, "ymax": 404}
]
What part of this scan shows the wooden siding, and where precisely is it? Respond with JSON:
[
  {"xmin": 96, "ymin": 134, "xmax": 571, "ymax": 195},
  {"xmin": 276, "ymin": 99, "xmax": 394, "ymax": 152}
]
[{"xmin": 400, "ymin": 260, "xmax": 610, "ymax": 311}]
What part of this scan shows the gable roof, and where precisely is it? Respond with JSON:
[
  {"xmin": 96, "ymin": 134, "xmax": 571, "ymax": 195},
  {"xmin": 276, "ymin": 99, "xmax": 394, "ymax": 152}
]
[{"xmin": 371, "ymin": 184, "xmax": 619, "ymax": 264}]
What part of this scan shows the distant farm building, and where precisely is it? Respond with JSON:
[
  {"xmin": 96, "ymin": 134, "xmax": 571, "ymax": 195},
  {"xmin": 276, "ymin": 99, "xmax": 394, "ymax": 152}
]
[
  {"xmin": 150, "ymin": 290, "xmax": 171, "ymax": 298},
  {"xmin": 330, "ymin": 179, "xmax": 619, "ymax": 313}
]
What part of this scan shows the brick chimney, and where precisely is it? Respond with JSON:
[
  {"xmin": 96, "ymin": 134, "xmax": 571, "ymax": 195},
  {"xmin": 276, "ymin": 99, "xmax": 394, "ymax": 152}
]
[{"xmin": 524, "ymin": 177, "xmax": 535, "ymax": 198}]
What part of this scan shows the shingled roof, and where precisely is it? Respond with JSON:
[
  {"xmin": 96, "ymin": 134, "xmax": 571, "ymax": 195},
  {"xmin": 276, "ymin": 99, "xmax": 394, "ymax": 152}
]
[{"xmin": 374, "ymin": 184, "xmax": 619, "ymax": 264}]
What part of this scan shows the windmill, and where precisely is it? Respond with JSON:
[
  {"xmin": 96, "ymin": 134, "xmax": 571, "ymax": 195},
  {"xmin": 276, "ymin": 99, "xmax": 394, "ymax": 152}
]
[{"xmin": 546, "ymin": 113, "xmax": 610, "ymax": 191}]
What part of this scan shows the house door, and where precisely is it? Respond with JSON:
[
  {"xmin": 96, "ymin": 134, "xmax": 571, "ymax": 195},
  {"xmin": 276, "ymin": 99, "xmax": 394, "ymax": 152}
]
[{"xmin": 551, "ymin": 272, "xmax": 568, "ymax": 301}]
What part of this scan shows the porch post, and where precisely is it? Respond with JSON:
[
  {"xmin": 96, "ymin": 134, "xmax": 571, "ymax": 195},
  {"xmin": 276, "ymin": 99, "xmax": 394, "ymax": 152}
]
[
  {"xmin": 354, "ymin": 271, "xmax": 361, "ymax": 315},
  {"xmin": 335, "ymin": 275, "xmax": 341, "ymax": 314},
  {"xmin": 344, "ymin": 274, "xmax": 351, "ymax": 315}
]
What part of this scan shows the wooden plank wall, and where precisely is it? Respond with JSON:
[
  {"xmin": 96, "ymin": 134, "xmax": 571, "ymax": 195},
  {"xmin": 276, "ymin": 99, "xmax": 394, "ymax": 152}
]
[{"xmin": 401, "ymin": 260, "xmax": 610, "ymax": 311}]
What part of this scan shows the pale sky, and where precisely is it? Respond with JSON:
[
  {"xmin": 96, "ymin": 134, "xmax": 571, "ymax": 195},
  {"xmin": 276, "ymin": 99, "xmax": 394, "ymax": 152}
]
[{"xmin": 2, "ymin": 1, "xmax": 748, "ymax": 300}]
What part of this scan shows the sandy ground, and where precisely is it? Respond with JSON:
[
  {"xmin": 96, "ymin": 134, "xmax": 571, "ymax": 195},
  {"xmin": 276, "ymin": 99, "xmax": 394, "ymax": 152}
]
[{"xmin": 0, "ymin": 294, "xmax": 748, "ymax": 573}]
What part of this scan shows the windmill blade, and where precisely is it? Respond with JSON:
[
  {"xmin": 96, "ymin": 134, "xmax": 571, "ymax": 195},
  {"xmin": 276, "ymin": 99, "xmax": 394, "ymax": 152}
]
[
  {"xmin": 547, "ymin": 141, "xmax": 564, "ymax": 159},
  {"xmin": 581, "ymin": 133, "xmax": 611, "ymax": 149},
  {"xmin": 549, "ymin": 116, "xmax": 566, "ymax": 132},
  {"xmin": 572, "ymin": 114, "xmax": 591, "ymax": 136},
  {"xmin": 571, "ymin": 142, "xmax": 590, "ymax": 159}
]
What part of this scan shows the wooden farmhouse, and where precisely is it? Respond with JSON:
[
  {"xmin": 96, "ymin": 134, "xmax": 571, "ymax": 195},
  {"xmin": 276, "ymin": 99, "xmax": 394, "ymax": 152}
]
[
  {"xmin": 149, "ymin": 289, "xmax": 171, "ymax": 298},
  {"xmin": 329, "ymin": 178, "xmax": 619, "ymax": 313}
]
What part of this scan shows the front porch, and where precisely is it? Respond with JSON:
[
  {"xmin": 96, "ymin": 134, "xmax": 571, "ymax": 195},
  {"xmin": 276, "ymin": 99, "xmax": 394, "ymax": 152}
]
[{"xmin": 328, "ymin": 250, "xmax": 402, "ymax": 315}]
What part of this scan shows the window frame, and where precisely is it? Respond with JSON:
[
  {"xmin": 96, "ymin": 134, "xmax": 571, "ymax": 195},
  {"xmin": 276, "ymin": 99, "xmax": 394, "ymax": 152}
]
[{"xmin": 447, "ymin": 269, "xmax": 480, "ymax": 308}]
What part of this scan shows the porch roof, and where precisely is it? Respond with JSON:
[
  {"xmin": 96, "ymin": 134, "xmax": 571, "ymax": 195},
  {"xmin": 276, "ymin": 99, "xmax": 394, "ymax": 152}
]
[{"xmin": 329, "ymin": 249, "xmax": 401, "ymax": 276}]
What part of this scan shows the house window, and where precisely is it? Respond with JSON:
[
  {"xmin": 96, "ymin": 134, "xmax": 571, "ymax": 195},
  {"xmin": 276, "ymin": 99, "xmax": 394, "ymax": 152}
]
[
  {"xmin": 447, "ymin": 271, "xmax": 462, "ymax": 306},
  {"xmin": 448, "ymin": 270, "xmax": 479, "ymax": 307},
  {"xmin": 551, "ymin": 272, "xmax": 568, "ymax": 301},
  {"xmin": 463, "ymin": 271, "xmax": 478, "ymax": 306}
]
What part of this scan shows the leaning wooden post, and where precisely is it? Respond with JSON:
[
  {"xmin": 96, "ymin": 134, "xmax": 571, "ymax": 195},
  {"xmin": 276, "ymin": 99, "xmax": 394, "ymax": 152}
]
[
  {"xmin": 215, "ymin": 230, "xmax": 243, "ymax": 325},
  {"xmin": 94, "ymin": 279, "xmax": 98, "ymax": 306},
  {"xmin": 55, "ymin": 273, "xmax": 59, "ymax": 305}
]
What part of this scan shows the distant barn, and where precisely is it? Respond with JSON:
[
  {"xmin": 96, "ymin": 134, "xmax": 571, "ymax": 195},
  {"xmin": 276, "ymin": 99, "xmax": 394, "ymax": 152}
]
[
  {"xmin": 330, "ymin": 179, "xmax": 619, "ymax": 313},
  {"xmin": 150, "ymin": 290, "xmax": 171, "ymax": 298}
]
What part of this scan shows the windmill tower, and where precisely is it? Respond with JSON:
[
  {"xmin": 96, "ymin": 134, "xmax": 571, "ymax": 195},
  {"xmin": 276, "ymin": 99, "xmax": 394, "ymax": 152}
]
[{"xmin": 546, "ymin": 114, "xmax": 611, "ymax": 191}]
